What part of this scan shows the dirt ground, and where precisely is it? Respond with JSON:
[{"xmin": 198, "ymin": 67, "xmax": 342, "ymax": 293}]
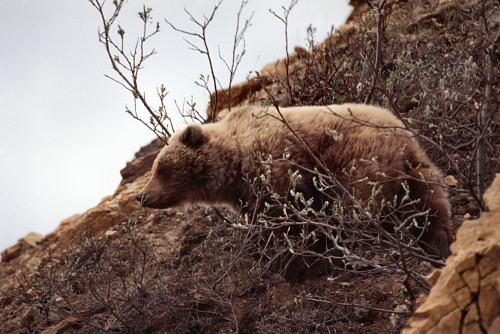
[
  {"xmin": 1, "ymin": 0, "xmax": 499, "ymax": 332},
  {"xmin": 1, "ymin": 204, "xmax": 428, "ymax": 333}
]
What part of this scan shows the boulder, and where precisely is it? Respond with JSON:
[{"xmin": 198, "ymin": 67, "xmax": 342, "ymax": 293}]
[
  {"xmin": 403, "ymin": 174, "xmax": 500, "ymax": 333},
  {"xmin": 119, "ymin": 138, "xmax": 164, "ymax": 186},
  {"xmin": 1, "ymin": 232, "xmax": 44, "ymax": 263},
  {"xmin": 52, "ymin": 173, "xmax": 151, "ymax": 246}
]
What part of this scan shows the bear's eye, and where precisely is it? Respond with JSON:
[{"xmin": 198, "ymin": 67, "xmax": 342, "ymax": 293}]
[{"xmin": 156, "ymin": 167, "xmax": 169, "ymax": 177}]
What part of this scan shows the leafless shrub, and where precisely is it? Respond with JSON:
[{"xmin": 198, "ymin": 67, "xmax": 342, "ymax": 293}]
[
  {"xmin": 165, "ymin": 0, "xmax": 253, "ymax": 121},
  {"xmin": 89, "ymin": 0, "xmax": 174, "ymax": 142},
  {"xmin": 13, "ymin": 0, "xmax": 498, "ymax": 333},
  {"xmin": 90, "ymin": 0, "xmax": 253, "ymax": 130}
]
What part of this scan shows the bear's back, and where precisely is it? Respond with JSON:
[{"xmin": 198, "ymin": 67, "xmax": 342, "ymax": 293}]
[
  {"xmin": 212, "ymin": 104, "xmax": 414, "ymax": 177},
  {"xmin": 215, "ymin": 104, "xmax": 407, "ymax": 153},
  {"xmin": 220, "ymin": 104, "xmax": 404, "ymax": 132}
]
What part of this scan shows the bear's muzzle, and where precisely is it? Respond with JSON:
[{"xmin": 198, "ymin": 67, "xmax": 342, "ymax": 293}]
[{"xmin": 135, "ymin": 192, "xmax": 147, "ymax": 204}]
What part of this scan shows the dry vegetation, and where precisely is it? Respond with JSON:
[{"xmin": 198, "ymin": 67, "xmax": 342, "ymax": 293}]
[{"xmin": 1, "ymin": 0, "xmax": 499, "ymax": 333}]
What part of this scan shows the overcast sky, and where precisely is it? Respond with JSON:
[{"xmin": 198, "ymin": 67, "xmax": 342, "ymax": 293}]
[{"xmin": 0, "ymin": 0, "xmax": 351, "ymax": 252}]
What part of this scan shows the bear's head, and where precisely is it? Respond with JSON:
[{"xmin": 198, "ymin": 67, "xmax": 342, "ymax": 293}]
[{"xmin": 136, "ymin": 124, "xmax": 209, "ymax": 209}]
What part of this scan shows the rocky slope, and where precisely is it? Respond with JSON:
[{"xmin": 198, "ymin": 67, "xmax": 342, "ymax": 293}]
[
  {"xmin": 403, "ymin": 174, "xmax": 500, "ymax": 333},
  {"xmin": 1, "ymin": 0, "xmax": 499, "ymax": 333}
]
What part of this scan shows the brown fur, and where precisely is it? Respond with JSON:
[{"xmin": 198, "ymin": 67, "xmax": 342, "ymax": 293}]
[{"xmin": 138, "ymin": 104, "xmax": 451, "ymax": 247}]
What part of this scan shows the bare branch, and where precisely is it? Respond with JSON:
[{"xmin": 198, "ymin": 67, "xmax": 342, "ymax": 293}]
[
  {"xmin": 364, "ymin": 0, "xmax": 388, "ymax": 104},
  {"xmin": 269, "ymin": 0, "xmax": 300, "ymax": 103},
  {"xmin": 89, "ymin": 0, "xmax": 172, "ymax": 141},
  {"xmin": 165, "ymin": 1, "xmax": 223, "ymax": 122}
]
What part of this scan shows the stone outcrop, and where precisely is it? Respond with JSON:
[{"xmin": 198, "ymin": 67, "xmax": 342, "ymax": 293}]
[
  {"xmin": 49, "ymin": 172, "xmax": 151, "ymax": 248},
  {"xmin": 0, "ymin": 171, "xmax": 153, "ymax": 265},
  {"xmin": 0, "ymin": 137, "xmax": 166, "ymax": 264},
  {"xmin": 1, "ymin": 232, "xmax": 44, "ymax": 263},
  {"xmin": 119, "ymin": 138, "xmax": 164, "ymax": 186},
  {"xmin": 403, "ymin": 174, "xmax": 500, "ymax": 334}
]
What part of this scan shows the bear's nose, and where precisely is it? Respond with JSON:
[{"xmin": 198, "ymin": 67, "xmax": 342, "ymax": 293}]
[{"xmin": 135, "ymin": 192, "xmax": 146, "ymax": 203}]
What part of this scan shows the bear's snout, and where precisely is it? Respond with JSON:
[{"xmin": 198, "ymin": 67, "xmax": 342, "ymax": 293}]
[{"xmin": 135, "ymin": 192, "xmax": 147, "ymax": 203}]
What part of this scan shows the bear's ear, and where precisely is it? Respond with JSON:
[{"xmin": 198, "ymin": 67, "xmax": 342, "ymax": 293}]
[{"xmin": 179, "ymin": 124, "xmax": 205, "ymax": 147}]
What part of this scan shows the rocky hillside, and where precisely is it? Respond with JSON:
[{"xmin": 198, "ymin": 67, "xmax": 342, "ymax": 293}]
[
  {"xmin": 1, "ymin": 0, "xmax": 500, "ymax": 333},
  {"xmin": 403, "ymin": 174, "xmax": 500, "ymax": 333}
]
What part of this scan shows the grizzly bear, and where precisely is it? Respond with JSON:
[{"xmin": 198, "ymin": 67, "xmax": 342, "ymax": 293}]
[{"xmin": 136, "ymin": 104, "xmax": 451, "ymax": 254}]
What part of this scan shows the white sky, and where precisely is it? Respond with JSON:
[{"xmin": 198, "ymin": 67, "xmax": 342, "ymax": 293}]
[{"xmin": 0, "ymin": 0, "xmax": 351, "ymax": 252}]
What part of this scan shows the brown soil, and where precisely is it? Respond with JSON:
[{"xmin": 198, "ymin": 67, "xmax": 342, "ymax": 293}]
[{"xmin": 1, "ymin": 0, "xmax": 499, "ymax": 332}]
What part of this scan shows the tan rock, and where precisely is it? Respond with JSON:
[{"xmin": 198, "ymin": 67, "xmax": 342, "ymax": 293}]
[
  {"xmin": 205, "ymin": 23, "xmax": 357, "ymax": 121},
  {"xmin": 57, "ymin": 213, "xmax": 81, "ymax": 229},
  {"xmin": 1, "ymin": 232, "xmax": 44, "ymax": 263},
  {"xmin": 464, "ymin": 304, "xmax": 479, "ymax": 324},
  {"xmin": 205, "ymin": 76, "xmax": 273, "ymax": 120},
  {"xmin": 104, "ymin": 230, "xmax": 118, "ymax": 237},
  {"xmin": 489, "ymin": 316, "xmax": 500, "ymax": 334},
  {"xmin": 462, "ymin": 321, "xmax": 482, "ymax": 334},
  {"xmin": 259, "ymin": 46, "xmax": 309, "ymax": 79},
  {"xmin": 315, "ymin": 24, "xmax": 356, "ymax": 50},
  {"xmin": 436, "ymin": 269, "xmax": 467, "ymax": 294},
  {"xmin": 455, "ymin": 252, "xmax": 477, "ymax": 273},
  {"xmin": 22, "ymin": 232, "xmax": 44, "ymax": 247},
  {"xmin": 478, "ymin": 245, "xmax": 500, "ymax": 278},
  {"xmin": 54, "ymin": 173, "xmax": 150, "ymax": 248},
  {"xmin": 404, "ymin": 174, "xmax": 500, "ymax": 333},
  {"xmin": 479, "ymin": 283, "xmax": 500, "ymax": 329},
  {"xmin": 1, "ymin": 243, "xmax": 21, "ymax": 263},
  {"xmin": 461, "ymin": 268, "xmax": 480, "ymax": 294},
  {"xmin": 403, "ymin": 295, "xmax": 457, "ymax": 332},
  {"xmin": 484, "ymin": 174, "xmax": 500, "ymax": 211},
  {"xmin": 426, "ymin": 268, "xmax": 441, "ymax": 285},
  {"xmin": 426, "ymin": 308, "xmax": 461, "ymax": 334},
  {"xmin": 452, "ymin": 286, "xmax": 472, "ymax": 310},
  {"xmin": 450, "ymin": 219, "xmax": 481, "ymax": 255}
]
